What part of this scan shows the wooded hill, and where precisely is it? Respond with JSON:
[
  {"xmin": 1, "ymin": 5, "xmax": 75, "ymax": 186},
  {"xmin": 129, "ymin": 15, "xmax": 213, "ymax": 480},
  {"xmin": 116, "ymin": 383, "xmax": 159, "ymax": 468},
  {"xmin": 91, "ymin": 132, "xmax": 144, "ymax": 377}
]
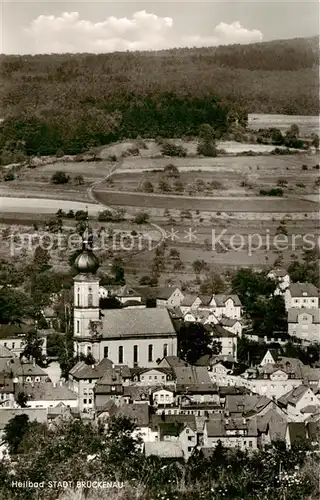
[{"xmin": 0, "ymin": 36, "xmax": 318, "ymax": 158}]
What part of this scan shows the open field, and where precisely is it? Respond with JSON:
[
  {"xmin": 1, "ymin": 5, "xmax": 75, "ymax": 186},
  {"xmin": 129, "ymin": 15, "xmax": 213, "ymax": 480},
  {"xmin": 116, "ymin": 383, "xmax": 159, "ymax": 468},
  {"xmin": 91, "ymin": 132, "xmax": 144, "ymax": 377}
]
[
  {"xmin": 106, "ymin": 156, "xmax": 319, "ymax": 197},
  {"xmin": 93, "ymin": 190, "xmax": 318, "ymax": 213},
  {"xmin": 248, "ymin": 113, "xmax": 319, "ymax": 135},
  {"xmin": 0, "ymin": 197, "xmax": 101, "ymax": 215}
]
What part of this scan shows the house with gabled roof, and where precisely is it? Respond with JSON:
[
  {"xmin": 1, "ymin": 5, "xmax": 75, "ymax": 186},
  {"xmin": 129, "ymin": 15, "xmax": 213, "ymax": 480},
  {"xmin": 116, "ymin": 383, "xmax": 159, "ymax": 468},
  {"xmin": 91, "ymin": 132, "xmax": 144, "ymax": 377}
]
[
  {"xmin": 257, "ymin": 408, "xmax": 288, "ymax": 448},
  {"xmin": 203, "ymin": 415, "xmax": 258, "ymax": 451},
  {"xmin": 15, "ymin": 382, "xmax": 78, "ymax": 410},
  {"xmin": 157, "ymin": 356, "xmax": 189, "ymax": 369},
  {"xmin": 220, "ymin": 317, "xmax": 242, "ymax": 338},
  {"xmin": 260, "ymin": 349, "xmax": 280, "ymax": 366},
  {"xmin": 205, "ymin": 324, "xmax": 238, "ymax": 360},
  {"xmin": 154, "ymin": 416, "xmax": 197, "ymax": 460},
  {"xmin": 209, "ymin": 294, "xmax": 242, "ymax": 319},
  {"xmin": 288, "ymin": 308, "xmax": 320, "ymax": 343},
  {"xmin": 285, "ymin": 283, "xmax": 319, "ymax": 311},
  {"xmin": 180, "ymin": 294, "xmax": 202, "ymax": 314},
  {"xmin": 267, "ymin": 268, "xmax": 290, "ymax": 295},
  {"xmin": 153, "ymin": 287, "xmax": 184, "ymax": 308},
  {"xmin": 278, "ymin": 385, "xmax": 320, "ymax": 421}
]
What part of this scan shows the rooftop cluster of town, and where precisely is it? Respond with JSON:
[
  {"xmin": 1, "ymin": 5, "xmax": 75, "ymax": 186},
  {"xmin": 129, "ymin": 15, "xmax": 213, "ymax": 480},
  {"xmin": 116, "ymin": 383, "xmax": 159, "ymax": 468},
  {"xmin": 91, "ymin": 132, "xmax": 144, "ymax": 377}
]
[{"xmin": 0, "ymin": 240, "xmax": 319, "ymax": 461}]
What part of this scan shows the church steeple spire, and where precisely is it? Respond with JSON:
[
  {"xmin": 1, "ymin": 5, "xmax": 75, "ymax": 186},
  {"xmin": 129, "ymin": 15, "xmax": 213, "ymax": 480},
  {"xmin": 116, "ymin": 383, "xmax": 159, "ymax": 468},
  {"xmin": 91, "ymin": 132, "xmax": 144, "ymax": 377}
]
[{"xmin": 74, "ymin": 207, "xmax": 99, "ymax": 274}]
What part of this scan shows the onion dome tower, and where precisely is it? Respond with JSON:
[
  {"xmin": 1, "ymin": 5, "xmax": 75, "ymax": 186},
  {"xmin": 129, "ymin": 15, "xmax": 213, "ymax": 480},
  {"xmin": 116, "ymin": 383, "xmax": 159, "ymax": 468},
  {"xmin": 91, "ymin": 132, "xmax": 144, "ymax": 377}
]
[{"xmin": 73, "ymin": 209, "xmax": 101, "ymax": 357}]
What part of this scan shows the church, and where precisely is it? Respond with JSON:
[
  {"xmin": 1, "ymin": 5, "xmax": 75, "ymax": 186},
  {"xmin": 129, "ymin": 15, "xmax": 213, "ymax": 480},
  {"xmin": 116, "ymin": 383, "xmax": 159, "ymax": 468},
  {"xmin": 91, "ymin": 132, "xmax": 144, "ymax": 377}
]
[{"xmin": 73, "ymin": 221, "xmax": 178, "ymax": 368}]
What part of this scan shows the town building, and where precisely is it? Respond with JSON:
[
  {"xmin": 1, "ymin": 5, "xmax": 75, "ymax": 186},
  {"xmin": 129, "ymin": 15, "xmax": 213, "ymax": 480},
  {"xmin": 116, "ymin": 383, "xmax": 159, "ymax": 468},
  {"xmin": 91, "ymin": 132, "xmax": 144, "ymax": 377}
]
[
  {"xmin": 288, "ymin": 308, "xmax": 320, "ymax": 343},
  {"xmin": 284, "ymin": 283, "xmax": 319, "ymax": 311},
  {"xmin": 267, "ymin": 268, "xmax": 290, "ymax": 295}
]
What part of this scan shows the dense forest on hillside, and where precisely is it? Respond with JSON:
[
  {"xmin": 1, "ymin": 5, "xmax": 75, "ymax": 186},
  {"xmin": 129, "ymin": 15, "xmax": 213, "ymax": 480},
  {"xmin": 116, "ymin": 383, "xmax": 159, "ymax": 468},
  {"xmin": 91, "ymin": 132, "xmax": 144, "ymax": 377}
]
[{"xmin": 0, "ymin": 36, "xmax": 318, "ymax": 158}]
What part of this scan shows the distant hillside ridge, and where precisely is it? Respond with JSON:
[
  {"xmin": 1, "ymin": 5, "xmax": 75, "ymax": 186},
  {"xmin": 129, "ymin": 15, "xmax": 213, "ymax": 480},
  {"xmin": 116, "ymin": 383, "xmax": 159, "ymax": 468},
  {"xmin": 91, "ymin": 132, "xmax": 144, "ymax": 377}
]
[{"xmin": 0, "ymin": 35, "xmax": 318, "ymax": 160}]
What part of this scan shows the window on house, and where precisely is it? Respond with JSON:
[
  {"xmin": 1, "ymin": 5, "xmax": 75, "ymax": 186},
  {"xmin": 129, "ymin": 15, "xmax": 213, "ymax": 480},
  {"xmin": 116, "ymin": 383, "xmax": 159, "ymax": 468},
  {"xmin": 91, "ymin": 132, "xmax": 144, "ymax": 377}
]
[
  {"xmin": 161, "ymin": 375, "xmax": 165, "ymax": 380},
  {"xmin": 163, "ymin": 343, "xmax": 168, "ymax": 358},
  {"xmin": 88, "ymin": 399, "xmax": 92, "ymax": 404},
  {"xmin": 148, "ymin": 344, "xmax": 153, "ymax": 362},
  {"xmin": 133, "ymin": 345, "xmax": 138, "ymax": 364},
  {"xmin": 188, "ymin": 447, "xmax": 192, "ymax": 452},
  {"xmin": 104, "ymin": 346, "xmax": 108, "ymax": 358},
  {"xmin": 141, "ymin": 376, "xmax": 144, "ymax": 380},
  {"xmin": 149, "ymin": 376, "xmax": 152, "ymax": 380},
  {"xmin": 186, "ymin": 429, "xmax": 189, "ymax": 434},
  {"xmin": 83, "ymin": 399, "xmax": 87, "ymax": 404},
  {"xmin": 4, "ymin": 343, "xmax": 6, "ymax": 347},
  {"xmin": 12, "ymin": 343, "xmax": 15, "ymax": 349},
  {"xmin": 118, "ymin": 346, "xmax": 123, "ymax": 364},
  {"xmin": 111, "ymin": 386, "xmax": 115, "ymax": 391},
  {"xmin": 77, "ymin": 321, "xmax": 80, "ymax": 334},
  {"xmin": 188, "ymin": 436, "xmax": 193, "ymax": 441},
  {"xmin": 249, "ymin": 441, "xmax": 253, "ymax": 448}
]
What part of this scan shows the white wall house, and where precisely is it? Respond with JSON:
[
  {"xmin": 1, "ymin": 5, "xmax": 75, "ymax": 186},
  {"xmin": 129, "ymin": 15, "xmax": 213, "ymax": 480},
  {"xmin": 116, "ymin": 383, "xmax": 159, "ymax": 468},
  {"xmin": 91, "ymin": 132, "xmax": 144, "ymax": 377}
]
[
  {"xmin": 209, "ymin": 295, "xmax": 242, "ymax": 320},
  {"xmin": 284, "ymin": 283, "xmax": 319, "ymax": 311},
  {"xmin": 267, "ymin": 268, "xmax": 290, "ymax": 295},
  {"xmin": 288, "ymin": 308, "xmax": 320, "ymax": 343}
]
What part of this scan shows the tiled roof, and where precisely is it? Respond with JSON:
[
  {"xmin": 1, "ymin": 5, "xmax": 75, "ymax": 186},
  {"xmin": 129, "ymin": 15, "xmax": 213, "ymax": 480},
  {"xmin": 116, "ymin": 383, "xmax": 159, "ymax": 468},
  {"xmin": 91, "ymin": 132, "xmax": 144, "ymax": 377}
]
[
  {"xmin": 115, "ymin": 403, "xmax": 150, "ymax": 427},
  {"xmin": 212, "ymin": 294, "xmax": 242, "ymax": 307},
  {"xmin": 174, "ymin": 365, "xmax": 213, "ymax": 386},
  {"xmin": 157, "ymin": 356, "xmax": 189, "ymax": 368},
  {"xmin": 278, "ymin": 385, "xmax": 310, "ymax": 407},
  {"xmin": 154, "ymin": 287, "xmax": 180, "ymax": 300},
  {"xmin": 220, "ymin": 318, "xmax": 239, "ymax": 327},
  {"xmin": 99, "ymin": 308, "xmax": 176, "ymax": 338},
  {"xmin": 0, "ymin": 345, "xmax": 15, "ymax": 358},
  {"xmin": 15, "ymin": 382, "xmax": 77, "ymax": 401},
  {"xmin": 181, "ymin": 295, "xmax": 198, "ymax": 307},
  {"xmin": 206, "ymin": 415, "xmax": 258, "ymax": 437},
  {"xmin": 225, "ymin": 395, "xmax": 271, "ymax": 415},
  {"xmin": 144, "ymin": 441, "xmax": 184, "ymax": 458},
  {"xmin": 0, "ymin": 408, "xmax": 47, "ymax": 430},
  {"xmin": 198, "ymin": 295, "xmax": 212, "ymax": 306},
  {"xmin": 288, "ymin": 282, "xmax": 319, "ymax": 297},
  {"xmin": 150, "ymin": 414, "xmax": 196, "ymax": 431},
  {"xmin": 301, "ymin": 404, "xmax": 320, "ymax": 414},
  {"xmin": 268, "ymin": 268, "xmax": 288, "ymax": 278},
  {"xmin": 0, "ymin": 324, "xmax": 31, "ymax": 339},
  {"xmin": 5, "ymin": 359, "xmax": 49, "ymax": 378},
  {"xmin": 205, "ymin": 324, "xmax": 237, "ymax": 338},
  {"xmin": 288, "ymin": 308, "xmax": 320, "ymax": 323},
  {"xmin": 257, "ymin": 408, "xmax": 287, "ymax": 442},
  {"xmin": 69, "ymin": 358, "xmax": 113, "ymax": 379}
]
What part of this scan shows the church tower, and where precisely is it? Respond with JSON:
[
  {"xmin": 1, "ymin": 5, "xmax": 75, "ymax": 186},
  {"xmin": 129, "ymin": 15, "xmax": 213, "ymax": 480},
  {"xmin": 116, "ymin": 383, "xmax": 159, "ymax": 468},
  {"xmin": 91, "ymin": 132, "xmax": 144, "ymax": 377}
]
[{"xmin": 73, "ymin": 213, "xmax": 100, "ymax": 357}]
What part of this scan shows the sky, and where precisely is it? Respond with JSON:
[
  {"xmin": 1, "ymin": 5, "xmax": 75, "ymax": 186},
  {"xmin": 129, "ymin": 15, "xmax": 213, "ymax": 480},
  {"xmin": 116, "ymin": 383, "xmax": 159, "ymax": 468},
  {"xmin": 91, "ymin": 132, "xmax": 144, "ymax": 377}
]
[{"xmin": 0, "ymin": 1, "xmax": 319, "ymax": 54}]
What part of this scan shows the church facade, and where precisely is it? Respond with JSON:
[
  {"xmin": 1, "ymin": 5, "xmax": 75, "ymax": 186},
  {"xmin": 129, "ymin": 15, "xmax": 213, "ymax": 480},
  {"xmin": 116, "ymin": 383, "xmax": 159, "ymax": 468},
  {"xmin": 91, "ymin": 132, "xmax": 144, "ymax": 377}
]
[{"xmin": 72, "ymin": 227, "xmax": 178, "ymax": 368}]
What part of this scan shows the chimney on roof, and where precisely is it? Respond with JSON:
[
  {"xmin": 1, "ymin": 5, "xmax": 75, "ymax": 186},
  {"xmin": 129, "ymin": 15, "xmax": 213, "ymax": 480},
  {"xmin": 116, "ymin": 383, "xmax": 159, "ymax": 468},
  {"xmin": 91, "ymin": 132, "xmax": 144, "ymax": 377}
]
[
  {"xmin": 92, "ymin": 365, "xmax": 95, "ymax": 370},
  {"xmin": 53, "ymin": 382, "xmax": 57, "ymax": 388},
  {"xmin": 112, "ymin": 363, "xmax": 115, "ymax": 369}
]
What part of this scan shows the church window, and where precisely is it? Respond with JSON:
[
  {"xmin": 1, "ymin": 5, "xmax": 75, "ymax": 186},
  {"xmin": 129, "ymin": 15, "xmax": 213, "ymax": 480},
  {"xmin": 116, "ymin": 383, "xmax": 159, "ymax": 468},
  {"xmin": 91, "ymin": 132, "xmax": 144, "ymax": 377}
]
[
  {"xmin": 118, "ymin": 346, "xmax": 123, "ymax": 364},
  {"xmin": 12, "ymin": 343, "xmax": 15, "ymax": 349},
  {"xmin": 148, "ymin": 344, "xmax": 153, "ymax": 362},
  {"xmin": 133, "ymin": 345, "xmax": 138, "ymax": 364},
  {"xmin": 88, "ymin": 293, "xmax": 93, "ymax": 307},
  {"xmin": 77, "ymin": 289, "xmax": 80, "ymax": 306},
  {"xmin": 76, "ymin": 321, "xmax": 79, "ymax": 334},
  {"xmin": 104, "ymin": 347, "xmax": 109, "ymax": 358},
  {"xmin": 163, "ymin": 344, "xmax": 168, "ymax": 357},
  {"xmin": 87, "ymin": 346, "xmax": 91, "ymax": 355}
]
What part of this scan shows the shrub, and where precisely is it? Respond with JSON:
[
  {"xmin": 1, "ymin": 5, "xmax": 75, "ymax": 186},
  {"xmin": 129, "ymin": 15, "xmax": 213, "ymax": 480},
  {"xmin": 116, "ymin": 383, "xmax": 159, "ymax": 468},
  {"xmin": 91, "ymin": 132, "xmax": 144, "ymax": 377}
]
[
  {"xmin": 164, "ymin": 163, "xmax": 179, "ymax": 178},
  {"xmin": 160, "ymin": 141, "xmax": 187, "ymax": 157},
  {"xmin": 134, "ymin": 211, "xmax": 149, "ymax": 224},
  {"xmin": 107, "ymin": 154, "xmax": 117, "ymax": 162},
  {"xmin": 259, "ymin": 188, "xmax": 283, "ymax": 197},
  {"xmin": 142, "ymin": 181, "xmax": 154, "ymax": 193},
  {"xmin": 197, "ymin": 141, "xmax": 217, "ymax": 157},
  {"xmin": 296, "ymin": 183, "xmax": 306, "ymax": 188},
  {"xmin": 4, "ymin": 172, "xmax": 15, "ymax": 181},
  {"xmin": 302, "ymin": 165, "xmax": 308, "ymax": 170},
  {"xmin": 98, "ymin": 210, "xmax": 114, "ymax": 222},
  {"xmin": 51, "ymin": 171, "xmax": 70, "ymax": 184}
]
